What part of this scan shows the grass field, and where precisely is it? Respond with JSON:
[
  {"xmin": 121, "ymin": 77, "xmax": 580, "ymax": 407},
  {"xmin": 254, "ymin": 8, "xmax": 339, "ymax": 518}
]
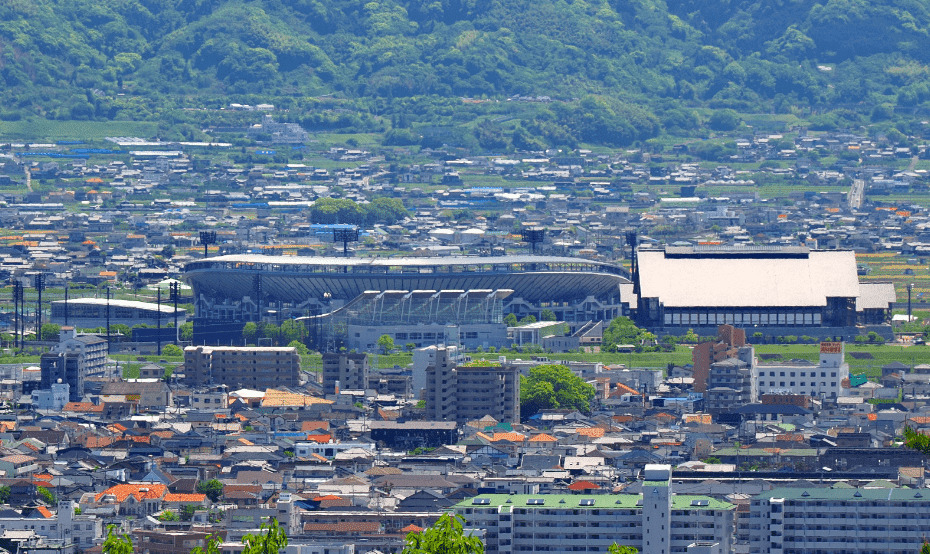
[{"xmin": 0, "ymin": 120, "xmax": 159, "ymax": 141}]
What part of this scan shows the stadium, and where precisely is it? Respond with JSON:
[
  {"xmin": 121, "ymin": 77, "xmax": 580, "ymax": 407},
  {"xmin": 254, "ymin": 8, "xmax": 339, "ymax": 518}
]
[{"xmin": 184, "ymin": 254, "xmax": 632, "ymax": 344}]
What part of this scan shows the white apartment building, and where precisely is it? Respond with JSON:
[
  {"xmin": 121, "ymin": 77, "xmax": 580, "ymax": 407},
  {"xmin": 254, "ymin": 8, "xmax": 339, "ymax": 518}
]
[
  {"xmin": 749, "ymin": 486, "xmax": 930, "ymax": 553},
  {"xmin": 753, "ymin": 341, "xmax": 849, "ymax": 399},
  {"xmin": 458, "ymin": 465, "xmax": 734, "ymax": 554}
]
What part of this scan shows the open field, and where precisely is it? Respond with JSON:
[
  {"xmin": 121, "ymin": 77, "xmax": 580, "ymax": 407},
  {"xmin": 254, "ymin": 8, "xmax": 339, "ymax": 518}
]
[{"xmin": 0, "ymin": 120, "xmax": 159, "ymax": 141}]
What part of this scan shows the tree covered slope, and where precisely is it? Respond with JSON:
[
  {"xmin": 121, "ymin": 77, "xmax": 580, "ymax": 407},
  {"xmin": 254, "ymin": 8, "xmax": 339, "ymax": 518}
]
[{"xmin": 2, "ymin": 0, "xmax": 930, "ymax": 137}]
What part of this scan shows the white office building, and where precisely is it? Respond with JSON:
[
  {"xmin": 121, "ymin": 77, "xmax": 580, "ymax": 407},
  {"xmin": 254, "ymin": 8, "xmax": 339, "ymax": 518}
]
[{"xmin": 753, "ymin": 341, "xmax": 849, "ymax": 399}]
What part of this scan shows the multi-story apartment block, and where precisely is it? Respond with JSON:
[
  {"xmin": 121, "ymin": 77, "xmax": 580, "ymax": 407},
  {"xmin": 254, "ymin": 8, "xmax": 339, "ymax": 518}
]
[
  {"xmin": 322, "ymin": 352, "xmax": 369, "ymax": 393},
  {"xmin": 184, "ymin": 346, "xmax": 300, "ymax": 388},
  {"xmin": 753, "ymin": 342, "xmax": 848, "ymax": 399},
  {"xmin": 458, "ymin": 466, "xmax": 734, "ymax": 554},
  {"xmin": 749, "ymin": 486, "xmax": 930, "ymax": 553},
  {"xmin": 40, "ymin": 326, "xmax": 107, "ymax": 401},
  {"xmin": 705, "ymin": 347, "xmax": 757, "ymax": 415},
  {"xmin": 425, "ymin": 354, "xmax": 519, "ymax": 424}
]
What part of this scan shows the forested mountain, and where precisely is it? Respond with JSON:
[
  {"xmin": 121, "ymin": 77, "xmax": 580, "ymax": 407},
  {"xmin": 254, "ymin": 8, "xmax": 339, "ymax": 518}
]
[{"xmin": 2, "ymin": 0, "xmax": 930, "ymax": 144}]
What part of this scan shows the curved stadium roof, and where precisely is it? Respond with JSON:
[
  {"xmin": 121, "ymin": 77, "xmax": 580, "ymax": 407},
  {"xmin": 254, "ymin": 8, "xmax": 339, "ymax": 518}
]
[{"xmin": 184, "ymin": 254, "xmax": 630, "ymax": 304}]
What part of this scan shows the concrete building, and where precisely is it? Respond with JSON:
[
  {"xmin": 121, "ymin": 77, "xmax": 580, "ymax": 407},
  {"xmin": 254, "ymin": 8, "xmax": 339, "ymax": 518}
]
[
  {"xmin": 183, "ymin": 346, "xmax": 300, "ymax": 388},
  {"xmin": 40, "ymin": 327, "xmax": 107, "ymax": 402},
  {"xmin": 31, "ymin": 381, "xmax": 69, "ymax": 411},
  {"xmin": 748, "ymin": 486, "xmax": 930, "ymax": 553},
  {"xmin": 425, "ymin": 355, "xmax": 520, "ymax": 424},
  {"xmin": 458, "ymin": 466, "xmax": 734, "ymax": 554},
  {"xmin": 412, "ymin": 345, "xmax": 461, "ymax": 398},
  {"xmin": 321, "ymin": 352, "xmax": 369, "ymax": 394},
  {"xmin": 705, "ymin": 347, "xmax": 757, "ymax": 416},
  {"xmin": 753, "ymin": 342, "xmax": 848, "ymax": 399}
]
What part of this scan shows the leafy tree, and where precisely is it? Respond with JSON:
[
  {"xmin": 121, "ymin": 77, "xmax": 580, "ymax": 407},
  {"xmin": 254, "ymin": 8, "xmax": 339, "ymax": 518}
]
[
  {"xmin": 503, "ymin": 313, "xmax": 518, "ymax": 327},
  {"xmin": 405, "ymin": 342, "xmax": 416, "ymax": 352},
  {"xmin": 904, "ymin": 426, "xmax": 930, "ymax": 456},
  {"xmin": 180, "ymin": 322, "xmax": 194, "ymax": 341},
  {"xmin": 243, "ymin": 322, "xmax": 258, "ymax": 344},
  {"xmin": 0, "ymin": 486, "xmax": 9, "ymax": 504},
  {"xmin": 191, "ymin": 534, "xmax": 222, "ymax": 554},
  {"xmin": 607, "ymin": 544, "xmax": 638, "ymax": 554},
  {"xmin": 540, "ymin": 309, "xmax": 556, "ymax": 321},
  {"xmin": 288, "ymin": 340, "xmax": 309, "ymax": 356},
  {"xmin": 922, "ymin": 541, "xmax": 930, "ymax": 554},
  {"xmin": 103, "ymin": 525, "xmax": 133, "ymax": 554},
  {"xmin": 111, "ymin": 323, "xmax": 131, "ymax": 338},
  {"xmin": 40, "ymin": 323, "xmax": 61, "ymax": 341},
  {"xmin": 160, "ymin": 245, "xmax": 176, "ymax": 258},
  {"xmin": 520, "ymin": 364, "xmax": 595, "ymax": 418},
  {"xmin": 196, "ymin": 479, "xmax": 224, "ymax": 503},
  {"xmin": 180, "ymin": 504, "xmax": 196, "ymax": 522},
  {"xmin": 159, "ymin": 510, "xmax": 179, "ymax": 522},
  {"xmin": 602, "ymin": 317, "xmax": 648, "ymax": 351},
  {"xmin": 519, "ymin": 315, "xmax": 537, "ymax": 325},
  {"xmin": 377, "ymin": 334, "xmax": 395, "ymax": 354},
  {"xmin": 162, "ymin": 344, "xmax": 183, "ymax": 357},
  {"xmin": 37, "ymin": 486, "xmax": 55, "ymax": 505},
  {"xmin": 401, "ymin": 514, "xmax": 483, "ymax": 554},
  {"xmin": 242, "ymin": 517, "xmax": 288, "ymax": 554}
]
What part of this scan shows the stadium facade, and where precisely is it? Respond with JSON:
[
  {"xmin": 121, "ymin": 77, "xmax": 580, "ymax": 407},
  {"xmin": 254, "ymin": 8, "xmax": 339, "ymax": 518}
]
[{"xmin": 184, "ymin": 254, "xmax": 630, "ymax": 345}]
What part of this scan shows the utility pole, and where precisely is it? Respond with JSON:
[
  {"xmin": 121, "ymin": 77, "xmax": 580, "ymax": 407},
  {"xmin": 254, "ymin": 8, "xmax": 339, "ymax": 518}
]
[
  {"xmin": 171, "ymin": 281, "xmax": 179, "ymax": 344},
  {"xmin": 157, "ymin": 287, "xmax": 162, "ymax": 356},
  {"xmin": 106, "ymin": 286, "xmax": 111, "ymax": 355},
  {"xmin": 33, "ymin": 274, "xmax": 44, "ymax": 342}
]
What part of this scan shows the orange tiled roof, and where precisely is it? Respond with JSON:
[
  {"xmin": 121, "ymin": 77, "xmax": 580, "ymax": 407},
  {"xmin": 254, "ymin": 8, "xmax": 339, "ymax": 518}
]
[
  {"xmin": 567, "ymin": 480, "xmax": 600, "ymax": 491},
  {"xmin": 261, "ymin": 389, "xmax": 333, "ymax": 408},
  {"xmin": 95, "ymin": 483, "xmax": 168, "ymax": 503},
  {"xmin": 481, "ymin": 432, "xmax": 524, "ymax": 443},
  {"xmin": 909, "ymin": 416, "xmax": 930, "ymax": 425},
  {"xmin": 401, "ymin": 524, "xmax": 423, "ymax": 533},
  {"xmin": 35, "ymin": 506, "xmax": 52, "ymax": 518},
  {"xmin": 306, "ymin": 434, "xmax": 331, "ymax": 444},
  {"xmin": 128, "ymin": 436, "xmax": 151, "ymax": 444},
  {"xmin": 529, "ymin": 433, "xmax": 556, "ymax": 442},
  {"xmin": 301, "ymin": 421, "xmax": 330, "ymax": 432},
  {"xmin": 576, "ymin": 427, "xmax": 606, "ymax": 438},
  {"xmin": 63, "ymin": 402, "xmax": 103, "ymax": 413},
  {"xmin": 0, "ymin": 422, "xmax": 14, "ymax": 432},
  {"xmin": 84, "ymin": 436, "xmax": 115, "ymax": 449},
  {"xmin": 313, "ymin": 495, "xmax": 343, "ymax": 501},
  {"xmin": 614, "ymin": 383, "xmax": 641, "ymax": 396},
  {"xmin": 163, "ymin": 493, "xmax": 207, "ymax": 503},
  {"xmin": 150, "ymin": 431, "xmax": 174, "ymax": 439}
]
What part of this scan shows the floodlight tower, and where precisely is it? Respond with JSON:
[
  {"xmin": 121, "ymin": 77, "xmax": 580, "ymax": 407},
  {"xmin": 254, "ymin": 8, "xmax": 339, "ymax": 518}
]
[
  {"xmin": 199, "ymin": 230, "xmax": 217, "ymax": 258},
  {"xmin": 333, "ymin": 227, "xmax": 359, "ymax": 257},
  {"xmin": 521, "ymin": 227, "xmax": 545, "ymax": 254}
]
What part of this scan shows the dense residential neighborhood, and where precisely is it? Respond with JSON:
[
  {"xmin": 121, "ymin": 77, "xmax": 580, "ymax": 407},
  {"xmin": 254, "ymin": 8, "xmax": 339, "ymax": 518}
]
[{"xmin": 0, "ymin": 119, "xmax": 929, "ymax": 554}]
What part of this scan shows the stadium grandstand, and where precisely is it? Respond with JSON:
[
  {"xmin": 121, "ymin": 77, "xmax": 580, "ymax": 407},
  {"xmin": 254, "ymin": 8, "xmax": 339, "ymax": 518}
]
[{"xmin": 184, "ymin": 254, "xmax": 631, "ymax": 344}]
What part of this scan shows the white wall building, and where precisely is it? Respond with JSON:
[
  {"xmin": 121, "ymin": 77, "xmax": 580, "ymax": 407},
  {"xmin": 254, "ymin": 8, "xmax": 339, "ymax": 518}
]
[{"xmin": 753, "ymin": 342, "xmax": 849, "ymax": 399}]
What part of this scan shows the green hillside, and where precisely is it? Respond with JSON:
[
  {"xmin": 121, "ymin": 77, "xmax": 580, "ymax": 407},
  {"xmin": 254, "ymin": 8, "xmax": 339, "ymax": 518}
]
[{"xmin": 2, "ymin": 0, "xmax": 930, "ymax": 144}]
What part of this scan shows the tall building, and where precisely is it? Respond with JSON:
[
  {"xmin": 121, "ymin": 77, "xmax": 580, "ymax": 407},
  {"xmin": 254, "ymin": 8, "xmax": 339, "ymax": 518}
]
[
  {"xmin": 458, "ymin": 465, "xmax": 734, "ymax": 554},
  {"xmin": 749, "ymin": 486, "xmax": 930, "ymax": 553},
  {"xmin": 40, "ymin": 327, "xmax": 107, "ymax": 402},
  {"xmin": 705, "ymin": 347, "xmax": 757, "ymax": 416},
  {"xmin": 425, "ymin": 353, "xmax": 519, "ymax": 424},
  {"xmin": 322, "ymin": 352, "xmax": 369, "ymax": 393},
  {"xmin": 692, "ymin": 324, "xmax": 747, "ymax": 393},
  {"xmin": 183, "ymin": 346, "xmax": 300, "ymax": 388}
]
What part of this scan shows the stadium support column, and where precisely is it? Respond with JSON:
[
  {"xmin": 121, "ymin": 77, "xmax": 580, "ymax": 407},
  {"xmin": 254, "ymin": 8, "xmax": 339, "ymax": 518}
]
[
  {"xmin": 254, "ymin": 274, "xmax": 263, "ymax": 324},
  {"xmin": 64, "ymin": 285, "xmax": 69, "ymax": 327}
]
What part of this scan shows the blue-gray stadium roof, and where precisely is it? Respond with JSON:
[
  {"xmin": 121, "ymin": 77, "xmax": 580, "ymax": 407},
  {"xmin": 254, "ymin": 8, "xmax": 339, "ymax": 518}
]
[{"xmin": 184, "ymin": 254, "xmax": 630, "ymax": 304}]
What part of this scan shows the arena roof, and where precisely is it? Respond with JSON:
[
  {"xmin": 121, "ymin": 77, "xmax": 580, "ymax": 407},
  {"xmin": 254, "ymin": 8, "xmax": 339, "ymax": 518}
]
[
  {"xmin": 51, "ymin": 298, "xmax": 185, "ymax": 314},
  {"xmin": 637, "ymin": 248, "xmax": 860, "ymax": 308},
  {"xmin": 184, "ymin": 254, "xmax": 629, "ymax": 304}
]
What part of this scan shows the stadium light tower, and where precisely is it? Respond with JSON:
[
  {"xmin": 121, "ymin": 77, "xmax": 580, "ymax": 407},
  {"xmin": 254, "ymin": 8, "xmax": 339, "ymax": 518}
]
[
  {"xmin": 199, "ymin": 230, "xmax": 217, "ymax": 258},
  {"xmin": 333, "ymin": 227, "xmax": 359, "ymax": 257},
  {"xmin": 521, "ymin": 227, "xmax": 545, "ymax": 254}
]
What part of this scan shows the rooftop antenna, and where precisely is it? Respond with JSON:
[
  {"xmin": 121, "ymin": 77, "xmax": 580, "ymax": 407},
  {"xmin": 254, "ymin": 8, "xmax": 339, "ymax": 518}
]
[
  {"xmin": 521, "ymin": 227, "xmax": 545, "ymax": 254},
  {"xmin": 199, "ymin": 230, "xmax": 217, "ymax": 258},
  {"xmin": 333, "ymin": 227, "xmax": 359, "ymax": 258}
]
